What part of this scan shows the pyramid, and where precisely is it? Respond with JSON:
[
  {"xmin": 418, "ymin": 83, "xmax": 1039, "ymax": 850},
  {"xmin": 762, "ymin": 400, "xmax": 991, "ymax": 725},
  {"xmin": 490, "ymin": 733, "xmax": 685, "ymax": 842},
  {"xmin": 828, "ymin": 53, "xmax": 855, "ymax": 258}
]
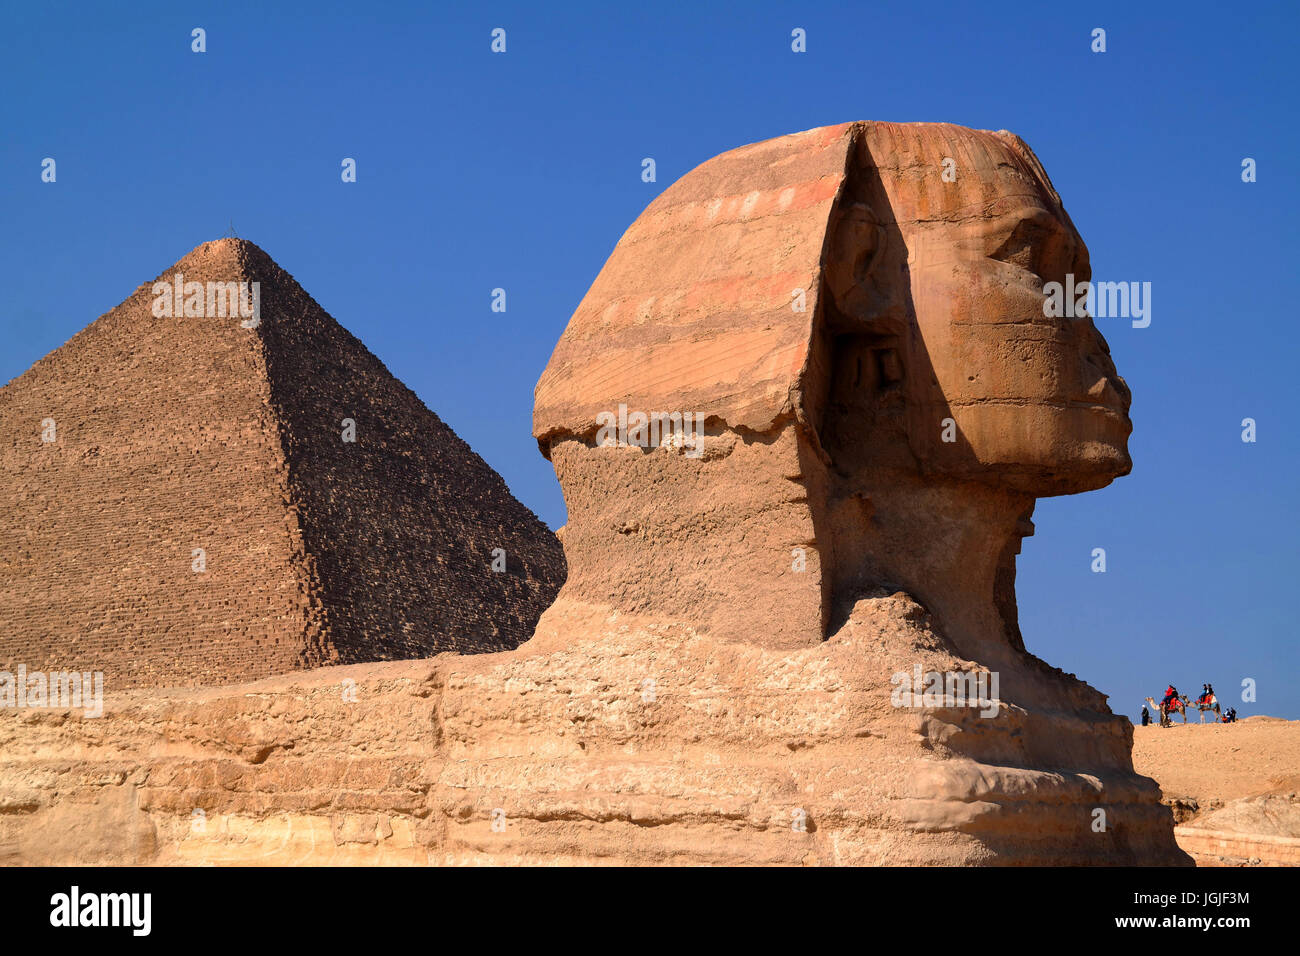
[{"xmin": 0, "ymin": 239, "xmax": 565, "ymax": 689}]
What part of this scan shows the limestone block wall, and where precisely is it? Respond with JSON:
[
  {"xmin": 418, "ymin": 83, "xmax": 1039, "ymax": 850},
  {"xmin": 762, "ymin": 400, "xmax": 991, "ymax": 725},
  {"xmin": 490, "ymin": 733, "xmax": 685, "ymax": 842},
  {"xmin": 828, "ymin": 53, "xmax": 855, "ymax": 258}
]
[{"xmin": 1174, "ymin": 827, "xmax": 1300, "ymax": 867}]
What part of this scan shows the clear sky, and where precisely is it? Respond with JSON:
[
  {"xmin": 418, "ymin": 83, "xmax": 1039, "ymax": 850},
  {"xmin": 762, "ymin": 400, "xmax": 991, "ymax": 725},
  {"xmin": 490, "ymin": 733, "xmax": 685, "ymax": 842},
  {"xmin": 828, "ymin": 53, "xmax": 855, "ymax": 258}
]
[{"xmin": 3, "ymin": 1, "xmax": 1296, "ymax": 719}]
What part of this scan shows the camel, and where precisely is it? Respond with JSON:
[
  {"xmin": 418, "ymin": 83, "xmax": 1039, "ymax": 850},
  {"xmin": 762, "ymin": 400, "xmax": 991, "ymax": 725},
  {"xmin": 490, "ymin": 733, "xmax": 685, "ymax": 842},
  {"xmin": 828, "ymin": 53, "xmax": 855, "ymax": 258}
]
[
  {"xmin": 1145, "ymin": 695, "xmax": 1188, "ymax": 727},
  {"xmin": 1191, "ymin": 692, "xmax": 1222, "ymax": 723}
]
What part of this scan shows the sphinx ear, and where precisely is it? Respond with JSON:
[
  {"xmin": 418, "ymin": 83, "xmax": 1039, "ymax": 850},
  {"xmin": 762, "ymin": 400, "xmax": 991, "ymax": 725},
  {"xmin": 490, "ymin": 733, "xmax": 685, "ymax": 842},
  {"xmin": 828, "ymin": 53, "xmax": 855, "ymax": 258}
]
[
  {"xmin": 823, "ymin": 201, "xmax": 881, "ymax": 321},
  {"xmin": 821, "ymin": 186, "xmax": 914, "ymax": 341}
]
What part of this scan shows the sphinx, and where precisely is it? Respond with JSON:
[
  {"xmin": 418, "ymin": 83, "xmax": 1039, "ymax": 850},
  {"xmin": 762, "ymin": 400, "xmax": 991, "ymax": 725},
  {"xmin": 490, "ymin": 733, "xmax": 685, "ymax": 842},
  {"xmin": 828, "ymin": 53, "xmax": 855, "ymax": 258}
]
[{"xmin": 452, "ymin": 121, "xmax": 1188, "ymax": 865}]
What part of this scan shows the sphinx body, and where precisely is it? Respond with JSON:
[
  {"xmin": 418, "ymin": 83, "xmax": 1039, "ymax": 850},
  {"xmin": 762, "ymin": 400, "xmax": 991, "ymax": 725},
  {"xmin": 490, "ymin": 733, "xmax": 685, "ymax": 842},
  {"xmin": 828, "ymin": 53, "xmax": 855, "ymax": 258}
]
[{"xmin": 438, "ymin": 122, "xmax": 1187, "ymax": 865}]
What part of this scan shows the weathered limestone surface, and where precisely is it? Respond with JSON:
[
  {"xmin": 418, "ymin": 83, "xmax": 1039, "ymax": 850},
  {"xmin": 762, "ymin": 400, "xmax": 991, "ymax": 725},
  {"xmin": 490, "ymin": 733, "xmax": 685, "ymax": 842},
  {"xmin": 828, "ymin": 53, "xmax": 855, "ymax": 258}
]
[
  {"xmin": 1175, "ymin": 787, "xmax": 1300, "ymax": 865},
  {"xmin": 0, "ymin": 239, "xmax": 565, "ymax": 688},
  {"xmin": 0, "ymin": 596, "xmax": 1178, "ymax": 866}
]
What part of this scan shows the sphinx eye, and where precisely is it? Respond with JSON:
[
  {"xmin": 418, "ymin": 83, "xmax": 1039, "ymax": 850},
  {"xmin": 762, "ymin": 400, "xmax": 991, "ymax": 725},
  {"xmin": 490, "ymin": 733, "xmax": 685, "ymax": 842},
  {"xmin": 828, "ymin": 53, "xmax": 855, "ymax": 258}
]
[{"xmin": 988, "ymin": 217, "xmax": 1050, "ymax": 275}]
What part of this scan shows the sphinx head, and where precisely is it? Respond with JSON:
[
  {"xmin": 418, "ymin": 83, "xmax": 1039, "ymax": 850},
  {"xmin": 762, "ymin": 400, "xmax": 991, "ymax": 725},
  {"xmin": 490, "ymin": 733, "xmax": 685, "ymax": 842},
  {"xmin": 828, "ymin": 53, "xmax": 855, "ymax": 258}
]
[{"xmin": 534, "ymin": 121, "xmax": 1134, "ymax": 651}]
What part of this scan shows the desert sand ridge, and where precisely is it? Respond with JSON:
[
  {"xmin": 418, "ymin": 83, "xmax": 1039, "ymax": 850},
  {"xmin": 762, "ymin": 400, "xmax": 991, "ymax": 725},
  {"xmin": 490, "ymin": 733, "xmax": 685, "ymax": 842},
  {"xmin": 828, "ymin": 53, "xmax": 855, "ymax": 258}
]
[{"xmin": 1134, "ymin": 718, "xmax": 1300, "ymax": 865}]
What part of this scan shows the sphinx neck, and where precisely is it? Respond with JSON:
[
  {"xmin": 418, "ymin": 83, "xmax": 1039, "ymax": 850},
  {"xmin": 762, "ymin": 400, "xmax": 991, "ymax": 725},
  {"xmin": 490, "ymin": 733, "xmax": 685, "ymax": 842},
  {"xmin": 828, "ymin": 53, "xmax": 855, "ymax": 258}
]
[{"xmin": 827, "ymin": 470, "xmax": 1036, "ymax": 660}]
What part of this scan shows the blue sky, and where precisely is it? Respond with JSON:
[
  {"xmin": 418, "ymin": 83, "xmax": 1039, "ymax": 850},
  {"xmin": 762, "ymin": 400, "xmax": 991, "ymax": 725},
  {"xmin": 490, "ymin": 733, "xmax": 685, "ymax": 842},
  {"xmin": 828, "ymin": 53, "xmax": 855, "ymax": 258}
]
[{"xmin": 3, "ymin": 1, "xmax": 1297, "ymax": 719}]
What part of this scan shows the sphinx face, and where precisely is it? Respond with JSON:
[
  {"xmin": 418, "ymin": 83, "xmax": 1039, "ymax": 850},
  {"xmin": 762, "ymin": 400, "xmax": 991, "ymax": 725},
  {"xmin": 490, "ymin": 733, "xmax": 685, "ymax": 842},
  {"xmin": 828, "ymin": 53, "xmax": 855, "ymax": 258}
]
[{"xmin": 860, "ymin": 124, "xmax": 1132, "ymax": 496}]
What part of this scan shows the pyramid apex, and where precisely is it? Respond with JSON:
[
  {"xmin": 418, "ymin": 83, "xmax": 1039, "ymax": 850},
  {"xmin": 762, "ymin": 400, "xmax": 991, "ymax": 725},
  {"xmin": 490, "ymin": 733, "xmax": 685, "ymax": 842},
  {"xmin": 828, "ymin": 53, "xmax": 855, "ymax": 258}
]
[
  {"xmin": 201, "ymin": 236, "xmax": 265, "ymax": 253},
  {"xmin": 171, "ymin": 236, "xmax": 270, "ymax": 268}
]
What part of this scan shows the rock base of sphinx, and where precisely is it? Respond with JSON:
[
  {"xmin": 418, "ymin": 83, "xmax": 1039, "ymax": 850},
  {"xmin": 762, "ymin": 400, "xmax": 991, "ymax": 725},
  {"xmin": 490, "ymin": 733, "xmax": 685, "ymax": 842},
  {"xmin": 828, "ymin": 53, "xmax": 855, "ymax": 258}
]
[{"xmin": 0, "ymin": 594, "xmax": 1188, "ymax": 865}]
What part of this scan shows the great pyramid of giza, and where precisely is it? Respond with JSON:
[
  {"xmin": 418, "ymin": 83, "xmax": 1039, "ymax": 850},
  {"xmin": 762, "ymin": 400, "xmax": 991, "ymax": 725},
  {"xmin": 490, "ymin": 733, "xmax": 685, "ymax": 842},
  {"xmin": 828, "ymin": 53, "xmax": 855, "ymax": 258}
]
[{"xmin": 0, "ymin": 238, "xmax": 565, "ymax": 689}]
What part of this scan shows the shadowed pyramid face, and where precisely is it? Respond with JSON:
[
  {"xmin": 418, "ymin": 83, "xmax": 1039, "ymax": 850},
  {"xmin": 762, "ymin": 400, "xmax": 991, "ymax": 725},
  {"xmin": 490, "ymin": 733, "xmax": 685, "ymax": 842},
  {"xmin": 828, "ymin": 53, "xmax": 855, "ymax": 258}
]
[{"xmin": 833, "ymin": 124, "xmax": 1133, "ymax": 495}]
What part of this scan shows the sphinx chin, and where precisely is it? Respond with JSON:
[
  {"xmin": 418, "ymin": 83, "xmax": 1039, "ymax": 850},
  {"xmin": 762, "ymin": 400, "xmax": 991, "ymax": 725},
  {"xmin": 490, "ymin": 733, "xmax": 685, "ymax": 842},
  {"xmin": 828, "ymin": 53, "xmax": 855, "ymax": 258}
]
[
  {"xmin": 935, "ymin": 402, "xmax": 1133, "ymax": 496},
  {"xmin": 1032, "ymin": 412, "xmax": 1135, "ymax": 496},
  {"xmin": 982, "ymin": 446, "xmax": 1132, "ymax": 497}
]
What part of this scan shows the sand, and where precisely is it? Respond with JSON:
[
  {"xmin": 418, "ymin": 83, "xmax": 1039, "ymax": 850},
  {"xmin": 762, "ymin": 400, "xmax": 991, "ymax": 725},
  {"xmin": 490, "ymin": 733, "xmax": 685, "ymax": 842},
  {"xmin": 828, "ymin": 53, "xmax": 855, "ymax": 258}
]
[{"xmin": 1133, "ymin": 716, "xmax": 1300, "ymax": 809}]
